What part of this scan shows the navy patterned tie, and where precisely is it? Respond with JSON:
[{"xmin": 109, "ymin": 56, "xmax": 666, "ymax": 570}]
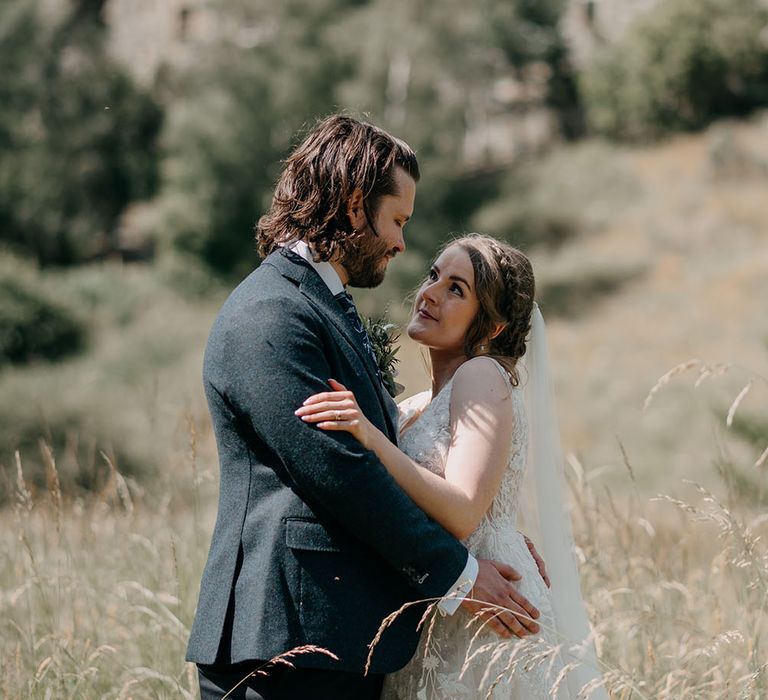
[{"xmin": 335, "ymin": 290, "xmax": 379, "ymax": 372}]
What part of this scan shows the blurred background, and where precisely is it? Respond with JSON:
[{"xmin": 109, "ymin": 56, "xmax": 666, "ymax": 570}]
[{"xmin": 1, "ymin": 0, "xmax": 767, "ymax": 501}]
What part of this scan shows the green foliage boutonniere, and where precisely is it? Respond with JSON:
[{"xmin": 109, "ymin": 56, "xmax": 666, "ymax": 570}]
[{"xmin": 362, "ymin": 315, "xmax": 404, "ymax": 398}]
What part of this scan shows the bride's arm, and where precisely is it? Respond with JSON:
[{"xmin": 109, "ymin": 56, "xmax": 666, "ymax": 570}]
[{"xmin": 296, "ymin": 358, "xmax": 514, "ymax": 540}]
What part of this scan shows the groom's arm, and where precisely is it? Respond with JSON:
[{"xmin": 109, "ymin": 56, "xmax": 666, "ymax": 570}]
[{"xmin": 211, "ymin": 294, "xmax": 468, "ymax": 599}]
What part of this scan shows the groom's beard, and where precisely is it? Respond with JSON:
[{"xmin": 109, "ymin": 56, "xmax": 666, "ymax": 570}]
[{"xmin": 341, "ymin": 228, "xmax": 395, "ymax": 288}]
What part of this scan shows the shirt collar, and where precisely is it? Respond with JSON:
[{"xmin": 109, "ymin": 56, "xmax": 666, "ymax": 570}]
[{"xmin": 288, "ymin": 240, "xmax": 345, "ymax": 296}]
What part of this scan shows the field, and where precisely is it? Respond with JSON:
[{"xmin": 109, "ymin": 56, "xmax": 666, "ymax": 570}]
[
  {"xmin": 2, "ymin": 116, "xmax": 767, "ymax": 698},
  {"xmin": 2, "ymin": 420, "xmax": 765, "ymax": 698}
]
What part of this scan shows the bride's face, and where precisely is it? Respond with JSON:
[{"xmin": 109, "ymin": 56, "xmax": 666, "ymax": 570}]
[{"xmin": 407, "ymin": 245, "xmax": 479, "ymax": 355}]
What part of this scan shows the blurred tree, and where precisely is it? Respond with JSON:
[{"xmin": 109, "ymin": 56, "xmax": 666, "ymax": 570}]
[
  {"xmin": 154, "ymin": 0, "xmax": 574, "ymax": 279},
  {"xmin": 0, "ymin": 0, "xmax": 162, "ymax": 265},
  {"xmin": 485, "ymin": 0, "xmax": 582, "ymax": 137},
  {"xmin": 154, "ymin": 0, "xmax": 352, "ymax": 279},
  {"xmin": 579, "ymin": 0, "xmax": 768, "ymax": 141},
  {"xmin": 0, "ymin": 255, "xmax": 86, "ymax": 366},
  {"xmin": 333, "ymin": 0, "xmax": 574, "ymax": 265}
]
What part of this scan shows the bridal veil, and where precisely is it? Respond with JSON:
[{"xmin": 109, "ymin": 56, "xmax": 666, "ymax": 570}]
[{"xmin": 521, "ymin": 305, "xmax": 608, "ymax": 699}]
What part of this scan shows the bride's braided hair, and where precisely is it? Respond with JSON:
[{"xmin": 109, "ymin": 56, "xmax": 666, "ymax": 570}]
[{"xmin": 452, "ymin": 234, "xmax": 535, "ymax": 386}]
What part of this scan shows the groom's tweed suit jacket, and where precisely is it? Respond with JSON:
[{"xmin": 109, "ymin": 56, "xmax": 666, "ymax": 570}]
[{"xmin": 186, "ymin": 249, "xmax": 468, "ymax": 673}]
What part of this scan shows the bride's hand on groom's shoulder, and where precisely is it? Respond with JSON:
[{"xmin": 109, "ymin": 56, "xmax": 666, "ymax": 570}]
[
  {"xmin": 462, "ymin": 559, "xmax": 541, "ymax": 640},
  {"xmin": 295, "ymin": 379, "xmax": 375, "ymax": 449}
]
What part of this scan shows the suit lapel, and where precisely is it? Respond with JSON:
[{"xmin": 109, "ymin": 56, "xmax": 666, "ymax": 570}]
[{"xmin": 265, "ymin": 250, "xmax": 399, "ymax": 442}]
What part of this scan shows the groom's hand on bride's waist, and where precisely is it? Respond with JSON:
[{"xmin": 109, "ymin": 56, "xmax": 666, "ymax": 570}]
[{"xmin": 460, "ymin": 559, "xmax": 541, "ymax": 639}]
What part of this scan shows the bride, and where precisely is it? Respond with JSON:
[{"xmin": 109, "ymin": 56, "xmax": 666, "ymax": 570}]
[{"xmin": 296, "ymin": 234, "xmax": 606, "ymax": 699}]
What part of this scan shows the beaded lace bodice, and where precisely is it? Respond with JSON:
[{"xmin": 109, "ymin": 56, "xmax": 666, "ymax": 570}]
[
  {"xmin": 382, "ymin": 359, "xmax": 566, "ymax": 700},
  {"xmin": 397, "ymin": 367, "xmax": 528, "ymax": 546}
]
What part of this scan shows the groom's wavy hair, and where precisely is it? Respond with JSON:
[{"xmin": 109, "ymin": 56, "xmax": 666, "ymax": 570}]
[
  {"xmin": 256, "ymin": 114, "xmax": 420, "ymax": 261},
  {"xmin": 450, "ymin": 234, "xmax": 535, "ymax": 386}
]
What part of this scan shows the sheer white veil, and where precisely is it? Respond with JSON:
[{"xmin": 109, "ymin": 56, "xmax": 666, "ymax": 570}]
[{"xmin": 521, "ymin": 304, "xmax": 608, "ymax": 699}]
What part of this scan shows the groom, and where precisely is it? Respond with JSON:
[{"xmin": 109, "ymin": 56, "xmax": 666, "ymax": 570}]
[{"xmin": 187, "ymin": 114, "xmax": 544, "ymax": 699}]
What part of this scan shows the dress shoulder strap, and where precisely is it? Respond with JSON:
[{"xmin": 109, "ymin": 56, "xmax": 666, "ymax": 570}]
[
  {"xmin": 488, "ymin": 356, "xmax": 512, "ymax": 383},
  {"xmin": 470, "ymin": 356, "xmax": 516, "ymax": 396}
]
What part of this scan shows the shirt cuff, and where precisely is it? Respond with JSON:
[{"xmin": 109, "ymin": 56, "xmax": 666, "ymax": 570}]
[{"xmin": 437, "ymin": 553, "xmax": 478, "ymax": 615}]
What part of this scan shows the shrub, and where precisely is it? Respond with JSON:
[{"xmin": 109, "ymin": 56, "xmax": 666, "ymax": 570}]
[
  {"xmin": 0, "ymin": 258, "xmax": 86, "ymax": 365},
  {"xmin": 579, "ymin": 0, "xmax": 768, "ymax": 140},
  {"xmin": 470, "ymin": 141, "xmax": 638, "ymax": 249},
  {"xmin": 536, "ymin": 262, "xmax": 645, "ymax": 319},
  {"xmin": 0, "ymin": 260, "xmax": 218, "ymax": 502}
]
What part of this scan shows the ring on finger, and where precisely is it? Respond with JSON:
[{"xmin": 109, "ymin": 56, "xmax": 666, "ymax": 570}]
[{"xmin": 334, "ymin": 411, "xmax": 342, "ymax": 421}]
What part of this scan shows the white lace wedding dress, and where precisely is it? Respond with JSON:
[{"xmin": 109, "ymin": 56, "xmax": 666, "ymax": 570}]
[{"xmin": 381, "ymin": 359, "xmax": 567, "ymax": 700}]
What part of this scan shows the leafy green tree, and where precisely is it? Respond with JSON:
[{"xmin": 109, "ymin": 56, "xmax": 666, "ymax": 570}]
[
  {"xmin": 579, "ymin": 0, "xmax": 768, "ymax": 141},
  {"xmin": 155, "ymin": 0, "xmax": 574, "ymax": 278},
  {"xmin": 155, "ymin": 0, "xmax": 353, "ymax": 279},
  {"xmin": 334, "ymin": 0, "xmax": 573, "ymax": 263},
  {"xmin": 0, "ymin": 0, "xmax": 162, "ymax": 265},
  {"xmin": 0, "ymin": 255, "xmax": 86, "ymax": 366}
]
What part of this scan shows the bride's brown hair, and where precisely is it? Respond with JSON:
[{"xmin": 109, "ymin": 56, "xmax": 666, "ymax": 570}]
[{"xmin": 449, "ymin": 234, "xmax": 535, "ymax": 386}]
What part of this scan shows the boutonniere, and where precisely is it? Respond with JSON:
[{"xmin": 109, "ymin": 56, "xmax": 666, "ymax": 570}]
[{"xmin": 362, "ymin": 314, "xmax": 405, "ymax": 398}]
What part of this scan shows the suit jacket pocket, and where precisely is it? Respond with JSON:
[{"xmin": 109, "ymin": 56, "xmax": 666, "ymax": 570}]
[
  {"xmin": 284, "ymin": 517, "xmax": 374, "ymax": 646},
  {"xmin": 284, "ymin": 518, "xmax": 344, "ymax": 553}
]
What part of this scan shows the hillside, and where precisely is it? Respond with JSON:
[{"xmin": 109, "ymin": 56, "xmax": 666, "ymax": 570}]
[{"xmin": 2, "ymin": 114, "xmax": 766, "ymax": 498}]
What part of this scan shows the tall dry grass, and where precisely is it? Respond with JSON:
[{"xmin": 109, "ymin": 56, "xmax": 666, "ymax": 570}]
[
  {"xmin": 0, "ymin": 435, "xmax": 217, "ymax": 700},
  {"xmin": 1, "ymin": 367, "xmax": 765, "ymax": 699}
]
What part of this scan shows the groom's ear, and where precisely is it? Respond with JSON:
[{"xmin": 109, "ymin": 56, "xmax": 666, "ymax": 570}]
[{"xmin": 346, "ymin": 187, "xmax": 366, "ymax": 230}]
